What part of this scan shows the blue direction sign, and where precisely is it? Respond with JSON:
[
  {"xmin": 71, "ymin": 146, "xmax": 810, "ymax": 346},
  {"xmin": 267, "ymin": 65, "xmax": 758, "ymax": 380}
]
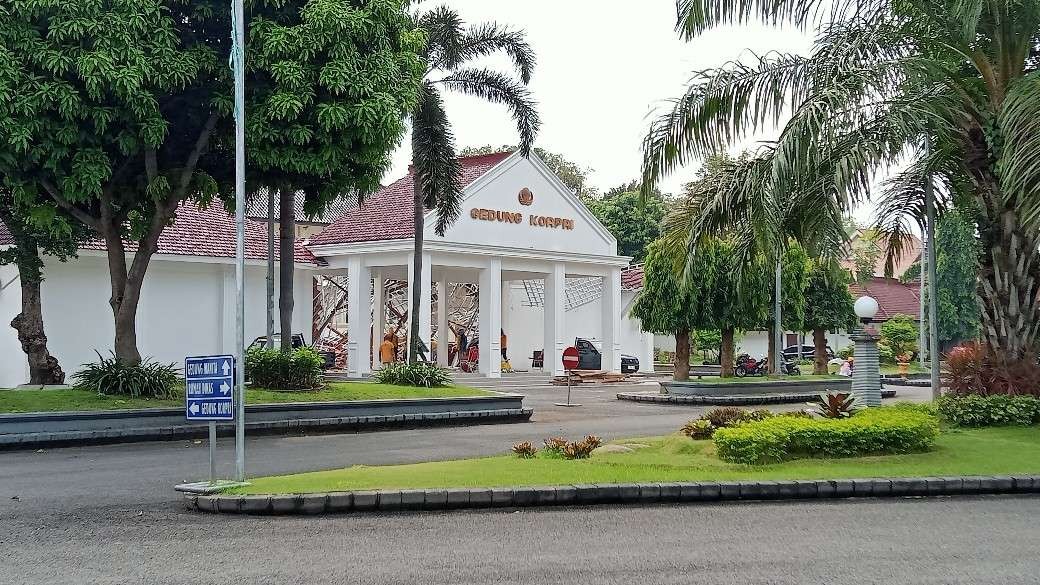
[{"xmin": 185, "ymin": 355, "xmax": 235, "ymax": 421}]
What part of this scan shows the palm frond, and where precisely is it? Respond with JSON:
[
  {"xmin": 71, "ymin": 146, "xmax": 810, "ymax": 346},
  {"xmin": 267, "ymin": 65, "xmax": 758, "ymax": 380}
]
[
  {"xmin": 417, "ymin": 5, "xmax": 465, "ymax": 66},
  {"xmin": 436, "ymin": 23, "xmax": 536, "ymax": 83},
  {"xmin": 436, "ymin": 68, "xmax": 540, "ymax": 155},
  {"xmin": 999, "ymin": 71, "xmax": 1040, "ymax": 221},
  {"xmin": 411, "ymin": 83, "xmax": 463, "ymax": 236},
  {"xmin": 675, "ymin": 0, "xmax": 882, "ymax": 39}
]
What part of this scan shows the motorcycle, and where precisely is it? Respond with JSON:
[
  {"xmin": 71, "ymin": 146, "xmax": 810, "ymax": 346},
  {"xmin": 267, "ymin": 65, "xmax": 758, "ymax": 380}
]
[
  {"xmin": 778, "ymin": 358, "xmax": 801, "ymax": 375},
  {"xmin": 734, "ymin": 354, "xmax": 768, "ymax": 377}
]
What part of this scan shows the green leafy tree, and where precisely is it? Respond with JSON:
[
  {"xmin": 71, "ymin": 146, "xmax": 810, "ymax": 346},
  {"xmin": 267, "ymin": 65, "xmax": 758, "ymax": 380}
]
[
  {"xmin": 642, "ymin": 0, "xmax": 1040, "ymax": 357},
  {"xmin": 406, "ymin": 7, "xmax": 540, "ymax": 362},
  {"xmin": 0, "ymin": 194, "xmax": 86, "ymax": 384},
  {"xmin": 586, "ymin": 189, "xmax": 666, "ymax": 261},
  {"xmin": 881, "ymin": 314, "xmax": 919, "ymax": 362},
  {"xmin": 459, "ymin": 145, "xmax": 592, "ymax": 199},
  {"xmin": 244, "ymin": 3, "xmax": 424, "ymax": 350},
  {"xmin": 903, "ymin": 209, "xmax": 980, "ymax": 348},
  {"xmin": 631, "ymin": 241, "xmax": 697, "ymax": 380},
  {"xmin": 803, "ymin": 261, "xmax": 857, "ymax": 374},
  {"xmin": 0, "ymin": 1, "xmax": 423, "ymax": 363},
  {"xmin": 693, "ymin": 328, "xmax": 722, "ymax": 363}
]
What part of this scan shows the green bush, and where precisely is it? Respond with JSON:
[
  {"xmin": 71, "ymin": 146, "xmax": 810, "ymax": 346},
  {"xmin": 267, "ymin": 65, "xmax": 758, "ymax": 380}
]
[
  {"xmin": 245, "ymin": 347, "xmax": 324, "ymax": 390},
  {"xmin": 372, "ymin": 361, "xmax": 452, "ymax": 387},
  {"xmin": 680, "ymin": 419, "xmax": 715, "ymax": 439},
  {"xmin": 838, "ymin": 344, "xmax": 854, "ymax": 360},
  {"xmin": 936, "ymin": 394, "xmax": 1040, "ymax": 427},
  {"xmin": 73, "ymin": 352, "xmax": 179, "ymax": 399},
  {"xmin": 713, "ymin": 407, "xmax": 940, "ymax": 464}
]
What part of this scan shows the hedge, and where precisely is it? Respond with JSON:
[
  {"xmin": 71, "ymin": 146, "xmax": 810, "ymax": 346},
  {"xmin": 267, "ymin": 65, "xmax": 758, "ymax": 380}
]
[
  {"xmin": 712, "ymin": 408, "xmax": 940, "ymax": 464},
  {"xmin": 936, "ymin": 394, "xmax": 1040, "ymax": 427}
]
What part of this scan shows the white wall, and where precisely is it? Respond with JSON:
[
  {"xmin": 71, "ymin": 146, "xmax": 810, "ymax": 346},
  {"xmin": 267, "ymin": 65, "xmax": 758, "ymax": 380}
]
[
  {"xmin": 0, "ymin": 254, "xmax": 314, "ymax": 387},
  {"xmin": 0, "ymin": 264, "xmax": 26, "ymax": 384},
  {"xmin": 502, "ymin": 284, "xmax": 653, "ymax": 372}
]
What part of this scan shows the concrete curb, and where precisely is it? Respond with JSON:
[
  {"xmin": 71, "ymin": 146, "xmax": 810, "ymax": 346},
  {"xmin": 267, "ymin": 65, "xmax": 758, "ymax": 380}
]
[
  {"xmin": 0, "ymin": 407, "xmax": 532, "ymax": 450},
  {"xmin": 187, "ymin": 475, "xmax": 1040, "ymax": 515},
  {"xmin": 617, "ymin": 390, "xmax": 897, "ymax": 406}
]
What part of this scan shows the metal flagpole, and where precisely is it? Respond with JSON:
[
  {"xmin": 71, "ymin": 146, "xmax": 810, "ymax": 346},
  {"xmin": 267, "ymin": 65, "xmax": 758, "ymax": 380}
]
[
  {"xmin": 267, "ymin": 193, "xmax": 275, "ymax": 349},
  {"xmin": 232, "ymin": 0, "xmax": 247, "ymax": 482},
  {"xmin": 923, "ymin": 141, "xmax": 940, "ymax": 398},
  {"xmin": 918, "ymin": 230, "xmax": 927, "ymax": 368},
  {"xmin": 774, "ymin": 259, "xmax": 783, "ymax": 375}
]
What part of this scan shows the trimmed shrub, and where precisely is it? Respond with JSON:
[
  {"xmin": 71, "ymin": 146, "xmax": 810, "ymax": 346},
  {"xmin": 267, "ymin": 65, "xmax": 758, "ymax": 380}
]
[
  {"xmin": 943, "ymin": 342, "xmax": 1040, "ymax": 397},
  {"xmin": 713, "ymin": 408, "xmax": 940, "ymax": 464},
  {"xmin": 245, "ymin": 347, "xmax": 325, "ymax": 390},
  {"xmin": 512, "ymin": 441, "xmax": 537, "ymax": 458},
  {"xmin": 936, "ymin": 394, "xmax": 1040, "ymax": 427},
  {"xmin": 372, "ymin": 362, "xmax": 451, "ymax": 388},
  {"xmin": 73, "ymin": 352, "xmax": 179, "ymax": 399}
]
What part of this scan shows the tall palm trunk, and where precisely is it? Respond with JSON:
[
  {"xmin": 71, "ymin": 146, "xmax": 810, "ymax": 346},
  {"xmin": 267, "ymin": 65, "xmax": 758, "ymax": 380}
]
[
  {"xmin": 673, "ymin": 329, "xmax": 690, "ymax": 381},
  {"xmin": 7, "ymin": 234, "xmax": 64, "ymax": 385},
  {"xmin": 766, "ymin": 323, "xmax": 776, "ymax": 373},
  {"xmin": 720, "ymin": 328, "xmax": 735, "ymax": 377},
  {"xmin": 408, "ymin": 173, "xmax": 424, "ymax": 364},
  {"xmin": 278, "ymin": 188, "xmax": 295, "ymax": 352},
  {"xmin": 812, "ymin": 328, "xmax": 828, "ymax": 375},
  {"xmin": 977, "ymin": 211, "xmax": 1040, "ymax": 356}
]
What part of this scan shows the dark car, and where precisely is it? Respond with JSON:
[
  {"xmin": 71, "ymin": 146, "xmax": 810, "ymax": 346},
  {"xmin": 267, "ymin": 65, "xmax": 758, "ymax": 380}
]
[
  {"xmin": 782, "ymin": 344, "xmax": 834, "ymax": 360},
  {"xmin": 249, "ymin": 333, "xmax": 336, "ymax": 369},
  {"xmin": 574, "ymin": 337, "xmax": 640, "ymax": 373}
]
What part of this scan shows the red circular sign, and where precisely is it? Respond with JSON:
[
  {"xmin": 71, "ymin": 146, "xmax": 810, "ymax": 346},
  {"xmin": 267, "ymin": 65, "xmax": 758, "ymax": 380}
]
[{"xmin": 562, "ymin": 346, "xmax": 580, "ymax": 370}]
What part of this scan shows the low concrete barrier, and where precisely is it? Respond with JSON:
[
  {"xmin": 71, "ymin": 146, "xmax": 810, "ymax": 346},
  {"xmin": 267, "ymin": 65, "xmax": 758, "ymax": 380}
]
[
  {"xmin": 0, "ymin": 393, "xmax": 529, "ymax": 449},
  {"xmin": 661, "ymin": 377, "xmax": 852, "ymax": 396}
]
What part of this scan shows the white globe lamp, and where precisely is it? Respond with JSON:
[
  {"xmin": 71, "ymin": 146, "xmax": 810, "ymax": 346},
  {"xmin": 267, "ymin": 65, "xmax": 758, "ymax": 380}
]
[{"xmin": 854, "ymin": 296, "xmax": 879, "ymax": 324}]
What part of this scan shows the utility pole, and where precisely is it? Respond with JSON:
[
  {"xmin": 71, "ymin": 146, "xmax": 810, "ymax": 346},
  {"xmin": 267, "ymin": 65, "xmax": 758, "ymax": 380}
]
[
  {"xmin": 924, "ymin": 145, "xmax": 940, "ymax": 398},
  {"xmin": 232, "ymin": 0, "xmax": 247, "ymax": 482},
  {"xmin": 266, "ymin": 193, "xmax": 275, "ymax": 349}
]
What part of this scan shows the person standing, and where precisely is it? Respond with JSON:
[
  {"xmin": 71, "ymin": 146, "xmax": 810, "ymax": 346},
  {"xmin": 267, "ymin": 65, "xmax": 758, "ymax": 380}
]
[
  {"xmin": 379, "ymin": 333, "xmax": 396, "ymax": 366},
  {"xmin": 500, "ymin": 328, "xmax": 508, "ymax": 361}
]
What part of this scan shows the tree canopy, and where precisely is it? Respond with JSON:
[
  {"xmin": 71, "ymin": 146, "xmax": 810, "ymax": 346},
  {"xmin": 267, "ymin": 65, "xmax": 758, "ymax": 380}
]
[{"xmin": 586, "ymin": 188, "xmax": 666, "ymax": 262}]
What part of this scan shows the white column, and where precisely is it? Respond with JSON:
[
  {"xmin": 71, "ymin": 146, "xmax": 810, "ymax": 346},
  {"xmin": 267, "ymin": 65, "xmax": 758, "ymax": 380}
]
[
  {"xmin": 346, "ymin": 257, "xmax": 371, "ymax": 377},
  {"xmin": 641, "ymin": 322, "xmax": 656, "ymax": 374},
  {"xmin": 407, "ymin": 253, "xmax": 432, "ymax": 361},
  {"xmin": 479, "ymin": 258, "xmax": 502, "ymax": 377},
  {"xmin": 601, "ymin": 267, "xmax": 623, "ymax": 372},
  {"xmin": 543, "ymin": 262, "xmax": 566, "ymax": 376},
  {"xmin": 371, "ymin": 270, "xmax": 384, "ymax": 370},
  {"xmin": 436, "ymin": 275, "xmax": 449, "ymax": 367}
]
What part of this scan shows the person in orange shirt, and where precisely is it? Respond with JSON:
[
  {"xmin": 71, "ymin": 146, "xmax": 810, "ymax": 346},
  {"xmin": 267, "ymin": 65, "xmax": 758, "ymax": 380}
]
[
  {"xmin": 379, "ymin": 333, "xmax": 396, "ymax": 366},
  {"xmin": 500, "ymin": 328, "xmax": 508, "ymax": 361}
]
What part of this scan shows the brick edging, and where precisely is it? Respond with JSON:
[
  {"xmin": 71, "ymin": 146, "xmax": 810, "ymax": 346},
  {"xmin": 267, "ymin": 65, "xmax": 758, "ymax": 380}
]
[
  {"xmin": 187, "ymin": 475, "xmax": 1040, "ymax": 515},
  {"xmin": 0, "ymin": 408, "xmax": 533, "ymax": 450},
  {"xmin": 617, "ymin": 390, "xmax": 897, "ymax": 406}
]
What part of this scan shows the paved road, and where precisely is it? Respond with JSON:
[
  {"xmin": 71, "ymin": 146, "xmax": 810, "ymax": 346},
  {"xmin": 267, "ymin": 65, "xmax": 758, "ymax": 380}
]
[{"xmin": 6, "ymin": 376, "xmax": 1015, "ymax": 585}]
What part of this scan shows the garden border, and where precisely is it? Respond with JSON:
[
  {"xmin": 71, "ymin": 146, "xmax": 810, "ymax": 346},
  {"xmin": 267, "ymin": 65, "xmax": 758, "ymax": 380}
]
[
  {"xmin": 0, "ymin": 393, "xmax": 529, "ymax": 450},
  {"xmin": 617, "ymin": 389, "xmax": 896, "ymax": 406},
  {"xmin": 187, "ymin": 475, "xmax": 1040, "ymax": 514}
]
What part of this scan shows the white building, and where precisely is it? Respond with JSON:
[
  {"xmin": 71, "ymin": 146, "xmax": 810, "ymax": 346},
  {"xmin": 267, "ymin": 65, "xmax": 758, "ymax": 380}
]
[{"xmin": 0, "ymin": 151, "xmax": 654, "ymax": 387}]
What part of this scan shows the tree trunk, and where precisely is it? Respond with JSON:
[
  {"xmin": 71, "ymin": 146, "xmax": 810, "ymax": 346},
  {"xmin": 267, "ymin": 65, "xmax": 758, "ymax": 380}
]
[
  {"xmin": 673, "ymin": 329, "xmax": 690, "ymax": 381},
  {"xmin": 976, "ymin": 210, "xmax": 1040, "ymax": 357},
  {"xmin": 408, "ymin": 173, "xmax": 424, "ymax": 364},
  {"xmin": 721, "ymin": 328, "xmax": 735, "ymax": 377},
  {"xmin": 100, "ymin": 220, "xmax": 142, "ymax": 365},
  {"xmin": 813, "ymin": 328, "xmax": 828, "ymax": 375},
  {"xmin": 8, "ymin": 239, "xmax": 64, "ymax": 385},
  {"xmin": 767, "ymin": 323, "xmax": 776, "ymax": 374},
  {"xmin": 279, "ymin": 188, "xmax": 295, "ymax": 352}
]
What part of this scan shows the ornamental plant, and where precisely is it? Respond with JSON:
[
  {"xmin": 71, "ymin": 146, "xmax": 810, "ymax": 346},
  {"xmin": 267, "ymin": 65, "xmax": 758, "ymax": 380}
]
[
  {"xmin": 73, "ymin": 352, "xmax": 179, "ymax": 399},
  {"xmin": 245, "ymin": 347, "xmax": 324, "ymax": 391},
  {"xmin": 372, "ymin": 362, "xmax": 452, "ymax": 388}
]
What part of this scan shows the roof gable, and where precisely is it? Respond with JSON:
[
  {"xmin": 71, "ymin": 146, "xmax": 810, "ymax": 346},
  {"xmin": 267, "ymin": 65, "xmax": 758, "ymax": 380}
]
[{"xmin": 307, "ymin": 151, "xmax": 512, "ymax": 246}]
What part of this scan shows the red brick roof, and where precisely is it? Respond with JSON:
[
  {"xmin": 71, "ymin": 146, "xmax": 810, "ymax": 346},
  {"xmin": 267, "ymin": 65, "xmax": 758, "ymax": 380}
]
[
  {"xmin": 849, "ymin": 277, "xmax": 921, "ymax": 322},
  {"xmin": 1, "ymin": 200, "xmax": 319, "ymax": 265},
  {"xmin": 308, "ymin": 151, "xmax": 513, "ymax": 246},
  {"xmin": 622, "ymin": 265, "xmax": 644, "ymax": 291}
]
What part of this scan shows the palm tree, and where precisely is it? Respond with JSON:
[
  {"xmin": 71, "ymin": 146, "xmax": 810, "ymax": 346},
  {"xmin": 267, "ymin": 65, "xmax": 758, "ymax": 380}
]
[
  {"xmin": 643, "ymin": 0, "xmax": 1040, "ymax": 356},
  {"xmin": 406, "ymin": 5, "xmax": 540, "ymax": 362}
]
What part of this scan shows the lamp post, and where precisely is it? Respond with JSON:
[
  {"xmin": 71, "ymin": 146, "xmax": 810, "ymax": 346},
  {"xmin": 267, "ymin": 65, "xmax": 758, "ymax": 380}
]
[{"xmin": 852, "ymin": 296, "xmax": 882, "ymax": 407}]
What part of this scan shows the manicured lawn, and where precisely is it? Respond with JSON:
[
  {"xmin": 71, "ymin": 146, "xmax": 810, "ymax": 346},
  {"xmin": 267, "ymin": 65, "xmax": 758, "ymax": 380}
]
[
  {"xmin": 881, "ymin": 363, "xmax": 930, "ymax": 375},
  {"xmin": 231, "ymin": 427, "xmax": 1040, "ymax": 494},
  {"xmin": 0, "ymin": 382, "xmax": 491, "ymax": 413}
]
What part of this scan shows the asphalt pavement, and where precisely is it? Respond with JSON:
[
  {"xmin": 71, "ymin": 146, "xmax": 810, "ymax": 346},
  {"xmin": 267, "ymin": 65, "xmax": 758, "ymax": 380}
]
[{"xmin": 6, "ymin": 376, "xmax": 1031, "ymax": 585}]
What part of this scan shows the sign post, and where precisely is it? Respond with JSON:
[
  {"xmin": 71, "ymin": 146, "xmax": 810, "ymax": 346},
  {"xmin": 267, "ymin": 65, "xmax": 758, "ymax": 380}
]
[
  {"xmin": 185, "ymin": 355, "xmax": 235, "ymax": 485},
  {"xmin": 555, "ymin": 346, "xmax": 581, "ymax": 407}
]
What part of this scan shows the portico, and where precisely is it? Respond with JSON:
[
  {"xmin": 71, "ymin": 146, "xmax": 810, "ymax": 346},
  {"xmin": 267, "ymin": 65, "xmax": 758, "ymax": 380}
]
[{"xmin": 306, "ymin": 151, "xmax": 632, "ymax": 378}]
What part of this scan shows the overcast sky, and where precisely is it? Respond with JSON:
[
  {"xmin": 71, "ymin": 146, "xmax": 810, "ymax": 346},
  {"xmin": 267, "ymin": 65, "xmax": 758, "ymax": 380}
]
[{"xmin": 386, "ymin": 1, "xmax": 815, "ymax": 198}]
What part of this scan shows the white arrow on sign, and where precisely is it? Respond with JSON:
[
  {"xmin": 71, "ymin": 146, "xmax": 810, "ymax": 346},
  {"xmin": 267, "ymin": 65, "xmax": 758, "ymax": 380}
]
[
  {"xmin": 188, "ymin": 402, "xmax": 200, "ymax": 415},
  {"xmin": 221, "ymin": 360, "xmax": 231, "ymax": 376},
  {"xmin": 219, "ymin": 381, "xmax": 231, "ymax": 395}
]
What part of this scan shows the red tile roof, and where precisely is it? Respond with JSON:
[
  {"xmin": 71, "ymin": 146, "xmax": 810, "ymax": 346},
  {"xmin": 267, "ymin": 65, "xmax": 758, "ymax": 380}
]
[
  {"xmin": 1, "ymin": 200, "xmax": 319, "ymax": 265},
  {"xmin": 308, "ymin": 151, "xmax": 513, "ymax": 246},
  {"xmin": 849, "ymin": 277, "xmax": 921, "ymax": 322},
  {"xmin": 621, "ymin": 265, "xmax": 644, "ymax": 291}
]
